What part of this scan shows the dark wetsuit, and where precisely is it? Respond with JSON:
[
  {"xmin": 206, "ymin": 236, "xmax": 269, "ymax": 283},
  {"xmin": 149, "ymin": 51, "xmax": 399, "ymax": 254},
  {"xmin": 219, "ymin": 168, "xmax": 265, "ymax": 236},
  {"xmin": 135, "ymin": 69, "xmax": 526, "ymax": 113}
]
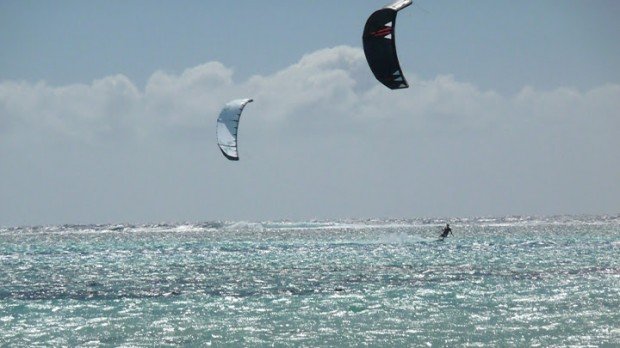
[{"xmin": 441, "ymin": 225, "xmax": 452, "ymax": 238}]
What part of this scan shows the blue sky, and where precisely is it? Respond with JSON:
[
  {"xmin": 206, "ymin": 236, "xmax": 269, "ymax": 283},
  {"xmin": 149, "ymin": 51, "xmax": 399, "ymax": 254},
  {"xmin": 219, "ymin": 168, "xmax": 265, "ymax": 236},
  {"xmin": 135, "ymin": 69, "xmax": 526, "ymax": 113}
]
[
  {"xmin": 1, "ymin": 1, "xmax": 619, "ymax": 225},
  {"xmin": 3, "ymin": 1, "xmax": 618, "ymax": 91}
]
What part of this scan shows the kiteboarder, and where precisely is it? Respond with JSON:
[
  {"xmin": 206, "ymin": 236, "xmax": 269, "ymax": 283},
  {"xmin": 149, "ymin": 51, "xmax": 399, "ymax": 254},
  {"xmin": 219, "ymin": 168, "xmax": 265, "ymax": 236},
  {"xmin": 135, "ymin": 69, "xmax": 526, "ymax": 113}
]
[{"xmin": 440, "ymin": 224, "xmax": 453, "ymax": 239}]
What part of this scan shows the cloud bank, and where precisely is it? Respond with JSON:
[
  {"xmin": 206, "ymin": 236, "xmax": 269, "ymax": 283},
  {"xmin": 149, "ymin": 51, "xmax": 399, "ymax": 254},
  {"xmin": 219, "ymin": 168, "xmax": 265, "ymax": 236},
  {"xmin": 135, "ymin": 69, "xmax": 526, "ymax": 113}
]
[{"xmin": 1, "ymin": 46, "xmax": 619, "ymax": 225}]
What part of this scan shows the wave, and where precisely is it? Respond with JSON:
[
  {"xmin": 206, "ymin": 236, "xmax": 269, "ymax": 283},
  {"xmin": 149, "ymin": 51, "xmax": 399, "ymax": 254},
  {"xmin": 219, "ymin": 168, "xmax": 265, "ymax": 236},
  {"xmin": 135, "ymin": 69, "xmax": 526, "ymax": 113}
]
[{"xmin": 1, "ymin": 214, "xmax": 618, "ymax": 235}]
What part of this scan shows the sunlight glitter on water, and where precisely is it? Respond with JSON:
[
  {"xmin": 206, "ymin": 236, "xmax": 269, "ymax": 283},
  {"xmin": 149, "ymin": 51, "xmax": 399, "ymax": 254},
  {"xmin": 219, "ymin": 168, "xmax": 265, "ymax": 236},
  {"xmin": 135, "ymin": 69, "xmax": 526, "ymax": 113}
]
[{"xmin": 0, "ymin": 216, "xmax": 619, "ymax": 346}]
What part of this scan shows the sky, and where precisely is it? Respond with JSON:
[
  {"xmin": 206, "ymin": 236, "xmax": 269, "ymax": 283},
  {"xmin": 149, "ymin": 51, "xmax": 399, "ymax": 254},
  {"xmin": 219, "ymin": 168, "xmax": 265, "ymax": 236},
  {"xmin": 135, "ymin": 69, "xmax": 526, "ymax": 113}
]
[{"xmin": 1, "ymin": 0, "xmax": 619, "ymax": 226}]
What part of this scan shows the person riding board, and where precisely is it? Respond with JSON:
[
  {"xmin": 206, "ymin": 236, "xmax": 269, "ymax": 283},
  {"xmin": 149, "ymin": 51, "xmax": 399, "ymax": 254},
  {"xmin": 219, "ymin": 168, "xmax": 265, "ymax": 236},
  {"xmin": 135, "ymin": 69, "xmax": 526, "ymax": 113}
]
[{"xmin": 441, "ymin": 223, "xmax": 453, "ymax": 239}]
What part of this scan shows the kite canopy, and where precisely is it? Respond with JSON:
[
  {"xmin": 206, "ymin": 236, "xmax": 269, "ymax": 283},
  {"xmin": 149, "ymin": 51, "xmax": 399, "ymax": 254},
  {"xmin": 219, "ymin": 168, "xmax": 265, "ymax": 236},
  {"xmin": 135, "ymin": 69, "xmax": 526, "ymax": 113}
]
[
  {"xmin": 362, "ymin": 0, "xmax": 412, "ymax": 90},
  {"xmin": 216, "ymin": 98, "xmax": 253, "ymax": 161}
]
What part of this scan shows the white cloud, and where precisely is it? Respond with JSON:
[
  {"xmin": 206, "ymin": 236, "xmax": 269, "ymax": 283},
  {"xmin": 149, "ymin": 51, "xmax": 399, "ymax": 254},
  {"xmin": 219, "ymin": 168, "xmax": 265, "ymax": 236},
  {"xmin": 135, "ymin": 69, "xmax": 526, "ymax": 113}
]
[
  {"xmin": 1, "ymin": 75, "xmax": 141, "ymax": 143},
  {"xmin": 3, "ymin": 45, "xmax": 617, "ymax": 145},
  {"xmin": 1, "ymin": 46, "xmax": 619, "ymax": 224},
  {"xmin": 144, "ymin": 62, "xmax": 234, "ymax": 130}
]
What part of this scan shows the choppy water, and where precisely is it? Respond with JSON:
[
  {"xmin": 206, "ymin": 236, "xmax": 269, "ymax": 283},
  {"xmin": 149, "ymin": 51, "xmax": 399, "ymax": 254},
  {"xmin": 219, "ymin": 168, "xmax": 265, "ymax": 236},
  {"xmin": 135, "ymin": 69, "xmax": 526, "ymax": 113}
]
[{"xmin": 1, "ymin": 216, "xmax": 619, "ymax": 346}]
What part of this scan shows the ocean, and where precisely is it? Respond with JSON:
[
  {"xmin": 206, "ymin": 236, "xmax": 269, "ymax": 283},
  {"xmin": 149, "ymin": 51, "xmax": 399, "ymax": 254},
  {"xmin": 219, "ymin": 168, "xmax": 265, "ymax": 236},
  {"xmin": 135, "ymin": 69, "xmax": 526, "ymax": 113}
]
[{"xmin": 1, "ymin": 215, "xmax": 618, "ymax": 347}]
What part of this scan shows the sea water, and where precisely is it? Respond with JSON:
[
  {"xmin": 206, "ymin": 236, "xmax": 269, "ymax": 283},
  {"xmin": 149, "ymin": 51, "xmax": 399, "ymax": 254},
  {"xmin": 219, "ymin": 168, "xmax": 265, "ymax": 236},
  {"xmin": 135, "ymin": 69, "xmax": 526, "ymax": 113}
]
[{"xmin": 1, "ymin": 216, "xmax": 618, "ymax": 346}]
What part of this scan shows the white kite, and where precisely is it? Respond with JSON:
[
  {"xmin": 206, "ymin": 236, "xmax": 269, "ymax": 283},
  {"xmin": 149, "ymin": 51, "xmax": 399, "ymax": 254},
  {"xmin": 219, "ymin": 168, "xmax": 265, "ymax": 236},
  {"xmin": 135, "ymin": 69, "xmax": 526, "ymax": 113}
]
[{"xmin": 216, "ymin": 98, "xmax": 253, "ymax": 161}]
